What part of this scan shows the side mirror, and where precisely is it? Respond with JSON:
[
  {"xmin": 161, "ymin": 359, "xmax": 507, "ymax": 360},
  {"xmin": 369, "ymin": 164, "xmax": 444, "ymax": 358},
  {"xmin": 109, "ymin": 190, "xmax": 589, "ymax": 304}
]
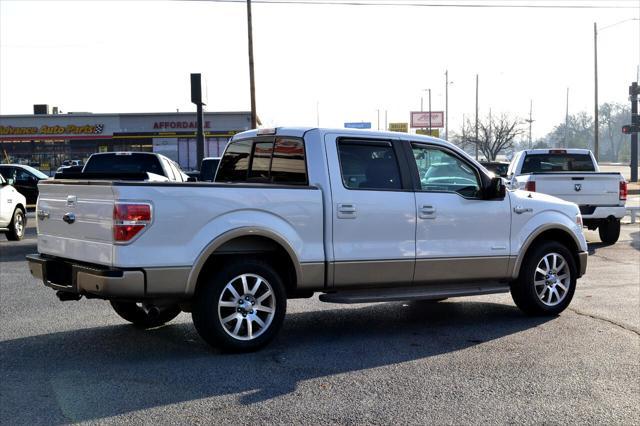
[
  {"xmin": 187, "ymin": 176, "xmax": 197, "ymax": 182},
  {"xmin": 486, "ymin": 176, "xmax": 506, "ymax": 199},
  {"xmin": 7, "ymin": 178, "xmax": 15, "ymax": 186}
]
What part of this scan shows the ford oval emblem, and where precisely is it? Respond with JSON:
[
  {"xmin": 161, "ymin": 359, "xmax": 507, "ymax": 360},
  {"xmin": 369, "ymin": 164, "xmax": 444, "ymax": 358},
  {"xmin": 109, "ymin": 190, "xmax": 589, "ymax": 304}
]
[{"xmin": 574, "ymin": 184, "xmax": 582, "ymax": 192}]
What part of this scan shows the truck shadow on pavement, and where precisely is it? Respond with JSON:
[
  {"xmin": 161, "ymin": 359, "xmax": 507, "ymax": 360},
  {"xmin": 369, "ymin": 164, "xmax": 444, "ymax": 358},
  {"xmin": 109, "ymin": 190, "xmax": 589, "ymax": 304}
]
[{"xmin": 0, "ymin": 300, "xmax": 552, "ymax": 423}]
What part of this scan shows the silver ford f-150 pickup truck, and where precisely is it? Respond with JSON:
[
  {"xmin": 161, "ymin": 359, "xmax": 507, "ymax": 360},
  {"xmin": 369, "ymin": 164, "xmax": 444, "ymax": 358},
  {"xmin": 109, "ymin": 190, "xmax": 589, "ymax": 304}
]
[{"xmin": 28, "ymin": 128, "xmax": 588, "ymax": 351}]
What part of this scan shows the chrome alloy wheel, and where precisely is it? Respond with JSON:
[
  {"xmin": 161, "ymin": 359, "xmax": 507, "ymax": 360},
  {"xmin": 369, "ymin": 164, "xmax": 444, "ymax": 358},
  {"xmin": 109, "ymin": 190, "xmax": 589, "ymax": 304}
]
[
  {"xmin": 217, "ymin": 273, "xmax": 276, "ymax": 341},
  {"xmin": 15, "ymin": 212, "xmax": 24, "ymax": 236},
  {"xmin": 534, "ymin": 252, "xmax": 571, "ymax": 307}
]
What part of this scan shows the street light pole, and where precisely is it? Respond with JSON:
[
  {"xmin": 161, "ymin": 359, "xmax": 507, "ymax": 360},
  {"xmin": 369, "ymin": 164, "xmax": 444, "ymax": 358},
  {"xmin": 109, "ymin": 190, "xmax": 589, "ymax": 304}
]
[
  {"xmin": 247, "ymin": 0, "xmax": 257, "ymax": 129},
  {"xmin": 445, "ymin": 70, "xmax": 449, "ymax": 140},
  {"xmin": 594, "ymin": 22, "xmax": 599, "ymax": 161},
  {"xmin": 475, "ymin": 74, "xmax": 479, "ymax": 160}
]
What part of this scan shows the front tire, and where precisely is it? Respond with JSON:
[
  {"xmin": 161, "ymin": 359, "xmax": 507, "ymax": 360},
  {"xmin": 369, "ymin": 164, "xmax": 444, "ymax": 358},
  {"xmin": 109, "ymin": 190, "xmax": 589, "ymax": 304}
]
[
  {"xmin": 510, "ymin": 241, "xmax": 577, "ymax": 316},
  {"xmin": 110, "ymin": 301, "xmax": 181, "ymax": 328},
  {"xmin": 598, "ymin": 219, "xmax": 621, "ymax": 244},
  {"xmin": 6, "ymin": 208, "xmax": 25, "ymax": 241},
  {"xmin": 192, "ymin": 258, "xmax": 286, "ymax": 352}
]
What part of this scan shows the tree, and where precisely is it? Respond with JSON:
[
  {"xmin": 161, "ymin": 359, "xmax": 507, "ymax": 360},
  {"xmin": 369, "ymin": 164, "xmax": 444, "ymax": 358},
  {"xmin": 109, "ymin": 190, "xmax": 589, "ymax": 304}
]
[
  {"xmin": 598, "ymin": 102, "xmax": 630, "ymax": 162},
  {"xmin": 452, "ymin": 113, "xmax": 523, "ymax": 161},
  {"xmin": 540, "ymin": 112, "xmax": 593, "ymax": 150}
]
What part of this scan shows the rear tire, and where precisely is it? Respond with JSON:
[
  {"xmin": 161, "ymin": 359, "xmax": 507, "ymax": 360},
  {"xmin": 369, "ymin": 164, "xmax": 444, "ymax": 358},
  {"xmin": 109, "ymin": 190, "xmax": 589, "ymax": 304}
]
[
  {"xmin": 510, "ymin": 240, "xmax": 577, "ymax": 316},
  {"xmin": 598, "ymin": 219, "xmax": 621, "ymax": 245},
  {"xmin": 110, "ymin": 301, "xmax": 181, "ymax": 328},
  {"xmin": 6, "ymin": 208, "xmax": 25, "ymax": 241},
  {"xmin": 192, "ymin": 258, "xmax": 286, "ymax": 352}
]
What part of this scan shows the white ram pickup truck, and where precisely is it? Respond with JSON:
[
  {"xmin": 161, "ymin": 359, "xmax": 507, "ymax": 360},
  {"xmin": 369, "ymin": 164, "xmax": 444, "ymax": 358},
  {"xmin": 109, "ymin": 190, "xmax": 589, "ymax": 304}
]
[
  {"xmin": 508, "ymin": 148, "xmax": 627, "ymax": 244},
  {"xmin": 28, "ymin": 128, "xmax": 588, "ymax": 351}
]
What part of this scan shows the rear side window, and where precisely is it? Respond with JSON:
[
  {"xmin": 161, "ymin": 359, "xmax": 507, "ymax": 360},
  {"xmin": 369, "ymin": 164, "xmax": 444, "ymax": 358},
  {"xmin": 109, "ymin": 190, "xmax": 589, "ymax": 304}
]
[
  {"xmin": 200, "ymin": 158, "xmax": 220, "ymax": 182},
  {"xmin": 271, "ymin": 138, "xmax": 307, "ymax": 184},
  {"xmin": 337, "ymin": 141, "xmax": 402, "ymax": 190},
  {"xmin": 215, "ymin": 140, "xmax": 252, "ymax": 182},
  {"xmin": 521, "ymin": 153, "xmax": 595, "ymax": 173},
  {"xmin": 215, "ymin": 137, "xmax": 307, "ymax": 185},
  {"xmin": 84, "ymin": 154, "xmax": 164, "ymax": 175}
]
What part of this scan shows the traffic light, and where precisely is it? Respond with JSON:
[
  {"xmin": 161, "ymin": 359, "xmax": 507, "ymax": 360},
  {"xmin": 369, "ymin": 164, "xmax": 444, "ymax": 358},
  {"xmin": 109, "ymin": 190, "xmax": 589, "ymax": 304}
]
[{"xmin": 622, "ymin": 124, "xmax": 639, "ymax": 134}]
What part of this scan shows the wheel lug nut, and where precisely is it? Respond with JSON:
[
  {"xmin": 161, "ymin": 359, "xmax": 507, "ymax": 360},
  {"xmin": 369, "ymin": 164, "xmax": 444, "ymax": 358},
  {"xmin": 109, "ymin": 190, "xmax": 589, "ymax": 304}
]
[
  {"xmin": 239, "ymin": 300, "xmax": 244, "ymax": 304},
  {"xmin": 251, "ymin": 301, "xmax": 255, "ymax": 305}
]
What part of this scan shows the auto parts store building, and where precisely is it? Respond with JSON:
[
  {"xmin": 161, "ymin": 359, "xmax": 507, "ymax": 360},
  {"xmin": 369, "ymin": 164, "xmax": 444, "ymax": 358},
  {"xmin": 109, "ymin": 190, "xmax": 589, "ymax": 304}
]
[{"xmin": 0, "ymin": 111, "xmax": 253, "ymax": 173}]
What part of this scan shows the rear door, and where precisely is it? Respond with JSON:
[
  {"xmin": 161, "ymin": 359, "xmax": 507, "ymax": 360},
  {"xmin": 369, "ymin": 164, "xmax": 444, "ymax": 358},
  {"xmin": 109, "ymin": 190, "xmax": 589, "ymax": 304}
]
[
  {"xmin": 37, "ymin": 182, "xmax": 116, "ymax": 265},
  {"xmin": 325, "ymin": 134, "xmax": 416, "ymax": 288}
]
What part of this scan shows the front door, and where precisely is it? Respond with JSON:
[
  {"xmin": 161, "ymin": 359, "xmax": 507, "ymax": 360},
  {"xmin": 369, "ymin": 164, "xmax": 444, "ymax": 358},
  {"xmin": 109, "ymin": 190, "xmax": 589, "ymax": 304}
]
[
  {"xmin": 326, "ymin": 135, "xmax": 416, "ymax": 288},
  {"xmin": 409, "ymin": 142, "xmax": 512, "ymax": 283}
]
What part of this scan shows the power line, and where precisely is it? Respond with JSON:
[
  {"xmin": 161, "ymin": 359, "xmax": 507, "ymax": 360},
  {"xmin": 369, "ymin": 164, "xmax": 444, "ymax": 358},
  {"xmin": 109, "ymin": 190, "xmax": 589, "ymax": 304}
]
[{"xmin": 188, "ymin": 0, "xmax": 638, "ymax": 8}]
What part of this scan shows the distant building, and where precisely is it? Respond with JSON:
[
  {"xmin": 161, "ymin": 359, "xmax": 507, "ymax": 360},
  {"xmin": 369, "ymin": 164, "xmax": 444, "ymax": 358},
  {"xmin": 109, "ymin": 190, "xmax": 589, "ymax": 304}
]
[{"xmin": 0, "ymin": 111, "xmax": 254, "ymax": 172}]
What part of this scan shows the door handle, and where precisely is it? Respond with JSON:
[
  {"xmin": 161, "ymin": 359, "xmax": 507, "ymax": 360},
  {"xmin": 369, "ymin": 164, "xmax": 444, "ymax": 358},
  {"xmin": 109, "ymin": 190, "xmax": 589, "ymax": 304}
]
[
  {"xmin": 513, "ymin": 206, "xmax": 533, "ymax": 214},
  {"xmin": 337, "ymin": 203, "xmax": 357, "ymax": 219},
  {"xmin": 419, "ymin": 205, "xmax": 436, "ymax": 219}
]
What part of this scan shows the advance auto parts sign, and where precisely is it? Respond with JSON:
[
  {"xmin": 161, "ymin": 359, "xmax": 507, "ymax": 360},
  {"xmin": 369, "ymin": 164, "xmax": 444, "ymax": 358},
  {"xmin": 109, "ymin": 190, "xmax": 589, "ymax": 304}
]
[{"xmin": 0, "ymin": 124, "xmax": 105, "ymax": 136}]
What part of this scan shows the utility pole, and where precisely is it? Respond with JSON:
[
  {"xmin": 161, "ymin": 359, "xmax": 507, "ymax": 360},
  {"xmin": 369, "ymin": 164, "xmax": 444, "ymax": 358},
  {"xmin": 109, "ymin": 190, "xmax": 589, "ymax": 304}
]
[
  {"xmin": 377, "ymin": 109, "xmax": 380, "ymax": 130},
  {"xmin": 564, "ymin": 87, "xmax": 569, "ymax": 148},
  {"xmin": 384, "ymin": 110, "xmax": 388, "ymax": 131},
  {"xmin": 630, "ymin": 82, "xmax": 638, "ymax": 182},
  {"xmin": 525, "ymin": 100, "xmax": 534, "ymax": 149},
  {"xmin": 247, "ymin": 0, "xmax": 257, "ymax": 129},
  {"xmin": 593, "ymin": 22, "xmax": 599, "ymax": 161},
  {"xmin": 475, "ymin": 74, "xmax": 479, "ymax": 160},
  {"xmin": 445, "ymin": 69, "xmax": 449, "ymax": 140},
  {"xmin": 428, "ymin": 88, "xmax": 432, "ymax": 133}
]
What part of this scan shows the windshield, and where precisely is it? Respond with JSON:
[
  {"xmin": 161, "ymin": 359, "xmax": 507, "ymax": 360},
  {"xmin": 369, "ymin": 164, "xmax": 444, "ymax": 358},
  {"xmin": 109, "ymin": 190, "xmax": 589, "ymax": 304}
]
[
  {"xmin": 520, "ymin": 153, "xmax": 595, "ymax": 173},
  {"xmin": 21, "ymin": 165, "xmax": 49, "ymax": 179}
]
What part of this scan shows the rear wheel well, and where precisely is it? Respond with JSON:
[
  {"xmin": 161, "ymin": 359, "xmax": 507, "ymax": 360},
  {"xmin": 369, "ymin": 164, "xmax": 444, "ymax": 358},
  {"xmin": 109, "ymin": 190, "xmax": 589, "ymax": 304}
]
[
  {"xmin": 519, "ymin": 229, "xmax": 580, "ymax": 277},
  {"xmin": 196, "ymin": 236, "xmax": 298, "ymax": 297}
]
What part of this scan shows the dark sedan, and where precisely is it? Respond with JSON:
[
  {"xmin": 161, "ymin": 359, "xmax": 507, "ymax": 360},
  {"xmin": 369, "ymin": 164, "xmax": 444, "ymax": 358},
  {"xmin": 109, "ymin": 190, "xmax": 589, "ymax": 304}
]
[{"xmin": 0, "ymin": 164, "xmax": 49, "ymax": 205}]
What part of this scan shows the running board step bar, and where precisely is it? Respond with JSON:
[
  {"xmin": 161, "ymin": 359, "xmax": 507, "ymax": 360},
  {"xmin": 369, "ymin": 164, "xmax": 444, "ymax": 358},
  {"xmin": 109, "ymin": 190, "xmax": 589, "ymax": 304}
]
[{"xmin": 319, "ymin": 283, "xmax": 510, "ymax": 304}]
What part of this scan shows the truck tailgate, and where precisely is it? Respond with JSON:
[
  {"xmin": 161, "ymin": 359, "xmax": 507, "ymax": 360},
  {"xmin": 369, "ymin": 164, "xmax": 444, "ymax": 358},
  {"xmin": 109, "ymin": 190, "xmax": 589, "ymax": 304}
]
[
  {"xmin": 532, "ymin": 173, "xmax": 620, "ymax": 205},
  {"xmin": 37, "ymin": 182, "xmax": 115, "ymax": 266}
]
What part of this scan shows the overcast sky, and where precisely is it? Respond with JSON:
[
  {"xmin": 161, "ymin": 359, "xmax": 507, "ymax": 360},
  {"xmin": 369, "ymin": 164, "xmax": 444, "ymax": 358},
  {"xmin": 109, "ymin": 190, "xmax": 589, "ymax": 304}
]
[{"xmin": 1, "ymin": 0, "xmax": 639, "ymax": 140}]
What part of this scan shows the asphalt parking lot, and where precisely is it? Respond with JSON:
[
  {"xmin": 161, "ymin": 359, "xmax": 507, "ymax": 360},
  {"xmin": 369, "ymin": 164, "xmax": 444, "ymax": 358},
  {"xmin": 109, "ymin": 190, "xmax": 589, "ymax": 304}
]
[{"xmin": 1, "ymin": 219, "xmax": 638, "ymax": 424}]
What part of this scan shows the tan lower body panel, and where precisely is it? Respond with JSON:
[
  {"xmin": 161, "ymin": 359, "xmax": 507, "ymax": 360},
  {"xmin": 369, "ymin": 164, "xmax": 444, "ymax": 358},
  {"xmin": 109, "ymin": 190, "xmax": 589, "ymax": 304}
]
[
  {"xmin": 414, "ymin": 256, "xmax": 512, "ymax": 284},
  {"xmin": 299, "ymin": 262, "xmax": 325, "ymax": 290},
  {"xmin": 145, "ymin": 267, "xmax": 191, "ymax": 296},
  {"xmin": 334, "ymin": 259, "xmax": 414, "ymax": 288}
]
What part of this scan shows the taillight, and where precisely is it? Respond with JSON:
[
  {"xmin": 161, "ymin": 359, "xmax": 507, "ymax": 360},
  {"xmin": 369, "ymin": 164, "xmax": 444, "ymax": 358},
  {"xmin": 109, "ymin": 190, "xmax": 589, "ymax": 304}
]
[
  {"xmin": 525, "ymin": 181, "xmax": 536, "ymax": 192},
  {"xmin": 113, "ymin": 202, "xmax": 152, "ymax": 243},
  {"xmin": 620, "ymin": 181, "xmax": 628, "ymax": 201}
]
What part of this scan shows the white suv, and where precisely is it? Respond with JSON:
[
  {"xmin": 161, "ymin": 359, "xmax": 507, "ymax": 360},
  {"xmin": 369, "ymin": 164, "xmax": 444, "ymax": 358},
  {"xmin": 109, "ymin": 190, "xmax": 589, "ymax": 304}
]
[{"xmin": 0, "ymin": 173, "xmax": 27, "ymax": 241}]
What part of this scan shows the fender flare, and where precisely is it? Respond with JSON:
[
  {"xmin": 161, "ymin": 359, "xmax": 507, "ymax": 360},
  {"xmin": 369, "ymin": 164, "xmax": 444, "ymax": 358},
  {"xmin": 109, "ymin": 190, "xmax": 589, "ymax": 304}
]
[
  {"xmin": 510, "ymin": 223, "xmax": 583, "ymax": 279},
  {"xmin": 185, "ymin": 226, "xmax": 302, "ymax": 295}
]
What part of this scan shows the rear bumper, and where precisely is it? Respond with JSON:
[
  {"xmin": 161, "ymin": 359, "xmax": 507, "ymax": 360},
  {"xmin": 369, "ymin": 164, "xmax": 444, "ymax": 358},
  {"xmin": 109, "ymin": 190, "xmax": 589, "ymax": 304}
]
[
  {"xmin": 578, "ymin": 251, "xmax": 588, "ymax": 277},
  {"xmin": 27, "ymin": 254, "xmax": 145, "ymax": 298},
  {"xmin": 580, "ymin": 205, "xmax": 626, "ymax": 220}
]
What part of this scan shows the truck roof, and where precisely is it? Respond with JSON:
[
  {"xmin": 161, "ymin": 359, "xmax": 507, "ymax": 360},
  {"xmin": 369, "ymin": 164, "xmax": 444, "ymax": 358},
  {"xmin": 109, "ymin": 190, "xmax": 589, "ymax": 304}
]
[
  {"xmin": 233, "ymin": 127, "xmax": 447, "ymax": 145},
  {"xmin": 520, "ymin": 148, "xmax": 593, "ymax": 155}
]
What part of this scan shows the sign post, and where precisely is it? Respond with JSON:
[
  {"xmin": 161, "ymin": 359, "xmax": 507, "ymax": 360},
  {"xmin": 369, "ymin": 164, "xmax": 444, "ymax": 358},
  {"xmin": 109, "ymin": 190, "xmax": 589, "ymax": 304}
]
[{"xmin": 191, "ymin": 73, "xmax": 206, "ymax": 169}]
